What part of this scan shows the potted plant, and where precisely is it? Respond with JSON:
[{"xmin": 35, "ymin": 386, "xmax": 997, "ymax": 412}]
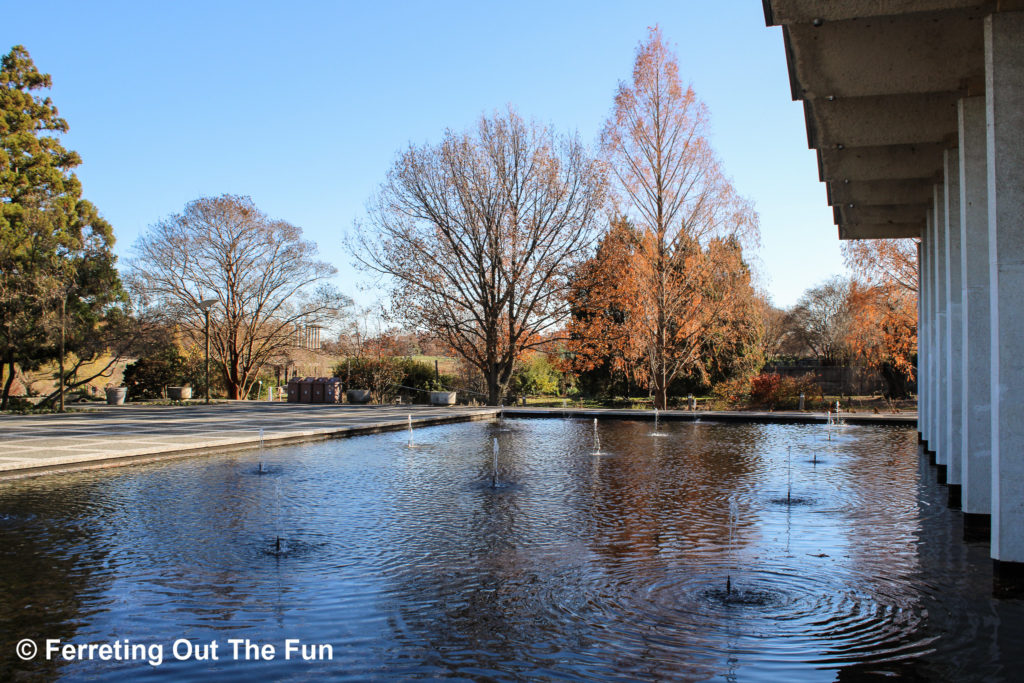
[
  {"xmin": 167, "ymin": 386, "xmax": 192, "ymax": 401},
  {"xmin": 346, "ymin": 389, "xmax": 372, "ymax": 404},
  {"xmin": 428, "ymin": 378, "xmax": 456, "ymax": 406},
  {"xmin": 105, "ymin": 385, "xmax": 127, "ymax": 405}
]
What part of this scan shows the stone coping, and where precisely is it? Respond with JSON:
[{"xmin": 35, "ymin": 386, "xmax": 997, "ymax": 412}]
[{"xmin": 501, "ymin": 406, "xmax": 916, "ymax": 426}]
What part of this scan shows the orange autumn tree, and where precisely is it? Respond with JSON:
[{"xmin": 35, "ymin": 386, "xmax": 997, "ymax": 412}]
[
  {"xmin": 568, "ymin": 219, "xmax": 762, "ymax": 399},
  {"xmin": 842, "ymin": 239, "xmax": 918, "ymax": 394},
  {"xmin": 566, "ymin": 218, "xmax": 646, "ymax": 393},
  {"xmin": 598, "ymin": 27, "xmax": 760, "ymax": 409},
  {"xmin": 842, "ymin": 238, "xmax": 918, "ymax": 292}
]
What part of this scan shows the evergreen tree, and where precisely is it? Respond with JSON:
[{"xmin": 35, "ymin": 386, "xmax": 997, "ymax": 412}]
[{"xmin": 0, "ymin": 45, "xmax": 124, "ymax": 408}]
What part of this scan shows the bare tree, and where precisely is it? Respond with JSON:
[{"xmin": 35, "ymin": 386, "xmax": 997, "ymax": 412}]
[
  {"xmin": 787, "ymin": 276, "xmax": 854, "ymax": 365},
  {"xmin": 350, "ymin": 108, "xmax": 606, "ymax": 405},
  {"xmin": 602, "ymin": 27, "xmax": 760, "ymax": 408},
  {"xmin": 129, "ymin": 195, "xmax": 351, "ymax": 399},
  {"xmin": 757, "ymin": 298, "xmax": 792, "ymax": 362}
]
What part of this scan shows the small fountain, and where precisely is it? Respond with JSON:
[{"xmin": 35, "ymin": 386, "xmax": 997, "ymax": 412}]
[
  {"xmin": 592, "ymin": 418, "xmax": 602, "ymax": 455},
  {"xmin": 491, "ymin": 437, "xmax": 499, "ymax": 488},
  {"xmin": 727, "ymin": 497, "xmax": 738, "ymax": 595},
  {"xmin": 407, "ymin": 414, "xmax": 415, "ymax": 448},
  {"xmin": 787, "ymin": 446, "xmax": 792, "ymax": 505},
  {"xmin": 494, "ymin": 408, "xmax": 512, "ymax": 432},
  {"xmin": 771, "ymin": 445, "xmax": 813, "ymax": 506},
  {"xmin": 702, "ymin": 496, "xmax": 780, "ymax": 606},
  {"xmin": 258, "ymin": 427, "xmax": 267, "ymax": 474},
  {"xmin": 652, "ymin": 407, "xmax": 668, "ymax": 437}
]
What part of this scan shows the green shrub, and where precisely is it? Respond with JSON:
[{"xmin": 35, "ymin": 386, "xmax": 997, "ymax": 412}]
[
  {"xmin": 124, "ymin": 347, "xmax": 186, "ymax": 400},
  {"xmin": 512, "ymin": 354, "xmax": 560, "ymax": 396}
]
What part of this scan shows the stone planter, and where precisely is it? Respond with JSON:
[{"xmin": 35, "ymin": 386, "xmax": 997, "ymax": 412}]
[
  {"xmin": 105, "ymin": 387, "xmax": 127, "ymax": 405},
  {"xmin": 347, "ymin": 389, "xmax": 372, "ymax": 404},
  {"xmin": 430, "ymin": 391, "xmax": 457, "ymax": 406},
  {"xmin": 167, "ymin": 386, "xmax": 192, "ymax": 401}
]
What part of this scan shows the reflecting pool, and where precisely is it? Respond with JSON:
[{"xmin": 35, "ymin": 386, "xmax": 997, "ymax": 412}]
[{"xmin": 1, "ymin": 418, "xmax": 1020, "ymax": 680}]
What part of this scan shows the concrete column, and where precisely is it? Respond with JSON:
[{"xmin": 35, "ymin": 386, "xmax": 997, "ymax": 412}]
[
  {"xmin": 945, "ymin": 148, "xmax": 964, "ymax": 503},
  {"xmin": 921, "ymin": 214, "xmax": 932, "ymax": 450},
  {"xmin": 958, "ymin": 96, "xmax": 992, "ymax": 531},
  {"xmin": 933, "ymin": 183, "xmax": 948, "ymax": 474},
  {"xmin": 986, "ymin": 12, "xmax": 1024, "ymax": 566},
  {"xmin": 921, "ymin": 237, "xmax": 929, "ymax": 446},
  {"xmin": 926, "ymin": 208, "xmax": 938, "ymax": 454}
]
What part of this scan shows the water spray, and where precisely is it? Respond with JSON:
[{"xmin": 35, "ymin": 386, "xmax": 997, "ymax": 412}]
[
  {"xmin": 786, "ymin": 446, "xmax": 794, "ymax": 505},
  {"xmin": 727, "ymin": 498, "xmax": 739, "ymax": 595},
  {"xmin": 258, "ymin": 427, "xmax": 265, "ymax": 473},
  {"xmin": 491, "ymin": 437, "xmax": 499, "ymax": 489}
]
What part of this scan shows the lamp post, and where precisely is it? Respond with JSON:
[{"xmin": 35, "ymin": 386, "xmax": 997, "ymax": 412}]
[
  {"xmin": 197, "ymin": 299, "xmax": 218, "ymax": 404},
  {"xmin": 58, "ymin": 295, "xmax": 65, "ymax": 413}
]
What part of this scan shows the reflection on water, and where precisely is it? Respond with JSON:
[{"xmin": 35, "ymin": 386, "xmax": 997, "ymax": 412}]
[{"xmin": 1, "ymin": 419, "xmax": 1021, "ymax": 680}]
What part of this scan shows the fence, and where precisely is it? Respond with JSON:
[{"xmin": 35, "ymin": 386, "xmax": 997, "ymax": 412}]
[{"xmin": 762, "ymin": 364, "xmax": 887, "ymax": 396}]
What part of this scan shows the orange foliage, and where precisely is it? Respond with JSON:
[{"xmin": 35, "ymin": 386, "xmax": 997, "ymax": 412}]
[
  {"xmin": 567, "ymin": 218, "xmax": 761, "ymax": 401},
  {"xmin": 841, "ymin": 237, "xmax": 918, "ymax": 381},
  {"xmin": 845, "ymin": 280, "xmax": 917, "ymax": 380},
  {"xmin": 593, "ymin": 28, "xmax": 761, "ymax": 408},
  {"xmin": 843, "ymin": 238, "xmax": 918, "ymax": 293}
]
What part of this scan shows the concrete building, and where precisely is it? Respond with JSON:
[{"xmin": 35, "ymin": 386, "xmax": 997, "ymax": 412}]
[{"xmin": 763, "ymin": 1, "xmax": 1023, "ymax": 574}]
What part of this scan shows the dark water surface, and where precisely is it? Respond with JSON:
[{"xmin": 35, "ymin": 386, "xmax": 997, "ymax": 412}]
[{"xmin": 1, "ymin": 419, "xmax": 1020, "ymax": 681}]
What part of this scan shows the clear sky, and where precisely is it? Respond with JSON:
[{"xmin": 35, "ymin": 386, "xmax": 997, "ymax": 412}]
[{"xmin": 1, "ymin": 0, "xmax": 843, "ymax": 309}]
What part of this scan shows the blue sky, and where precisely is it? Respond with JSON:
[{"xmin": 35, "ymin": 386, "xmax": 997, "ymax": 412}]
[{"xmin": 2, "ymin": 1, "xmax": 842, "ymax": 309}]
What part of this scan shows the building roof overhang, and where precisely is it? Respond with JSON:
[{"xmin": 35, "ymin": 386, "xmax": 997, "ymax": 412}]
[{"xmin": 762, "ymin": 0, "xmax": 1010, "ymax": 239}]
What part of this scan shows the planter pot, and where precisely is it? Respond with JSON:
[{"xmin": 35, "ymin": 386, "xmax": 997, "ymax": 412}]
[
  {"xmin": 105, "ymin": 387, "xmax": 127, "ymax": 405},
  {"xmin": 167, "ymin": 386, "xmax": 192, "ymax": 401},
  {"xmin": 347, "ymin": 389, "xmax": 372, "ymax": 404},
  {"xmin": 430, "ymin": 391, "xmax": 457, "ymax": 406}
]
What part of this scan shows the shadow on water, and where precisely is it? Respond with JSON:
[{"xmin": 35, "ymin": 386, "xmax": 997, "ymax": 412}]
[
  {"xmin": 702, "ymin": 586, "xmax": 783, "ymax": 608},
  {"xmin": 249, "ymin": 463, "xmax": 284, "ymax": 476},
  {"xmin": 258, "ymin": 537, "xmax": 325, "ymax": 559},
  {"xmin": 769, "ymin": 496, "xmax": 816, "ymax": 506}
]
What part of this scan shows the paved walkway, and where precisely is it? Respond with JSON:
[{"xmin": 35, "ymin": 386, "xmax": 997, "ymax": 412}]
[
  {"xmin": 0, "ymin": 403, "xmax": 916, "ymax": 480},
  {"xmin": 0, "ymin": 403, "xmax": 498, "ymax": 479}
]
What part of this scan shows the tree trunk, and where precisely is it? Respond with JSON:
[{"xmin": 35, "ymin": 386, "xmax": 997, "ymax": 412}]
[
  {"xmin": 486, "ymin": 362, "xmax": 501, "ymax": 406},
  {"xmin": 0, "ymin": 356, "xmax": 13, "ymax": 410},
  {"xmin": 654, "ymin": 374, "xmax": 668, "ymax": 411}
]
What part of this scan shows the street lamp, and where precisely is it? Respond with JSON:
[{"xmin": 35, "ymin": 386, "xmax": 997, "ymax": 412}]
[{"xmin": 197, "ymin": 298, "xmax": 218, "ymax": 404}]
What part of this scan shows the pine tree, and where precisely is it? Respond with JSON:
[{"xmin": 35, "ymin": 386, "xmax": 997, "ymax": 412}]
[{"xmin": 0, "ymin": 45, "xmax": 123, "ymax": 408}]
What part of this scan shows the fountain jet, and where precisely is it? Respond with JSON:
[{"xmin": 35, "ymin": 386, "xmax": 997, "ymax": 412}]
[
  {"xmin": 491, "ymin": 437, "xmax": 499, "ymax": 488},
  {"xmin": 787, "ymin": 446, "xmax": 792, "ymax": 504},
  {"xmin": 258, "ymin": 427, "xmax": 266, "ymax": 474},
  {"xmin": 727, "ymin": 498, "xmax": 739, "ymax": 595}
]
